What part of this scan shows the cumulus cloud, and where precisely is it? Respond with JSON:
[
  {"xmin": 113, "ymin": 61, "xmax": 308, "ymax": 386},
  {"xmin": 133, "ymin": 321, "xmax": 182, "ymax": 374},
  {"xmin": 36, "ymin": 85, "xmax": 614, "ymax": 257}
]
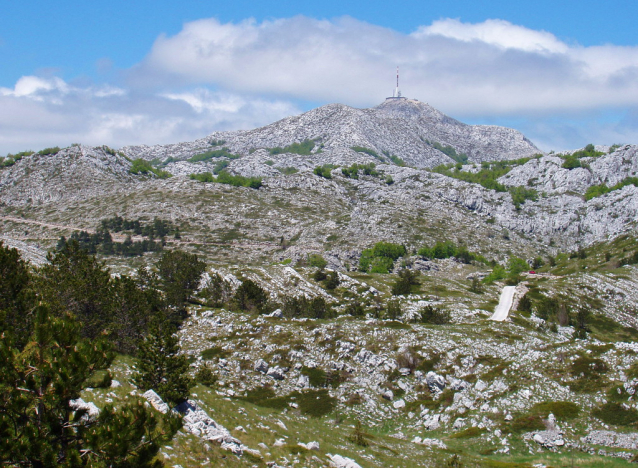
[
  {"xmin": 133, "ymin": 15, "xmax": 638, "ymax": 118},
  {"xmin": 0, "ymin": 76, "xmax": 300, "ymax": 154},
  {"xmin": 3, "ymin": 16, "xmax": 638, "ymax": 153}
]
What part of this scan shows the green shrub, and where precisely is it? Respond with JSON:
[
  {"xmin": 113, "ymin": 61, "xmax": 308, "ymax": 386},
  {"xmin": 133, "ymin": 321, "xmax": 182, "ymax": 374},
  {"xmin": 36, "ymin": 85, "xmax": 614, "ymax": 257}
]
[
  {"xmin": 531, "ymin": 401, "xmax": 580, "ymax": 419},
  {"xmin": 431, "ymin": 157, "xmax": 537, "ymax": 192},
  {"xmin": 313, "ymin": 164, "xmax": 334, "ymax": 179},
  {"xmin": 38, "ymin": 146, "xmax": 61, "ymax": 156},
  {"xmin": 483, "ymin": 265, "xmax": 506, "ymax": 283},
  {"xmin": 201, "ymin": 346, "xmax": 230, "ymax": 360},
  {"xmin": 509, "ymin": 186, "xmax": 538, "ymax": 208},
  {"xmin": 561, "ymin": 155, "xmax": 581, "ymax": 169},
  {"xmin": 293, "ymin": 389, "xmax": 337, "ymax": 417},
  {"xmin": 359, "ymin": 242, "xmax": 406, "ymax": 272},
  {"xmin": 585, "ymin": 177, "xmax": 638, "ymax": 201},
  {"xmin": 270, "ymin": 139, "xmax": 317, "ymax": 156},
  {"xmin": 418, "ymin": 305, "xmax": 451, "ymax": 324},
  {"xmin": 345, "ymin": 301, "xmax": 366, "ymax": 318},
  {"xmin": 369, "ymin": 256, "xmax": 395, "ymax": 274},
  {"xmin": 308, "ymin": 254, "xmax": 328, "ymax": 269},
  {"xmin": 188, "ymin": 148, "xmax": 240, "ymax": 162},
  {"xmin": 276, "ymin": 166, "xmax": 298, "ymax": 175},
  {"xmin": 385, "ymin": 299, "xmax": 402, "ymax": 320},
  {"xmin": 213, "ymin": 160, "xmax": 229, "ymax": 174},
  {"xmin": 449, "ymin": 427, "xmax": 486, "ymax": 439},
  {"xmin": 233, "ymin": 279, "xmax": 268, "ymax": 313},
  {"xmin": 341, "ymin": 163, "xmax": 379, "ymax": 179},
  {"xmin": 391, "ymin": 269, "xmax": 420, "ymax": 296},
  {"xmin": 351, "ymin": 146, "xmax": 381, "ymax": 159},
  {"xmin": 324, "ymin": 271, "xmax": 340, "ymax": 290},
  {"xmin": 389, "ymin": 154, "xmax": 405, "ymax": 166},
  {"xmin": 130, "ymin": 158, "xmax": 171, "ymax": 178},
  {"xmin": 428, "ymin": 141, "xmax": 468, "ymax": 164},
  {"xmin": 593, "ymin": 402, "xmax": 638, "ymax": 426},
  {"xmin": 189, "ymin": 172, "xmax": 214, "ymax": 183},
  {"xmin": 281, "ymin": 295, "xmax": 333, "ymax": 319},
  {"xmin": 302, "ymin": 366, "xmax": 328, "ymax": 387},
  {"xmin": 195, "ymin": 365, "xmax": 218, "ymax": 387},
  {"xmin": 312, "ymin": 269, "xmax": 327, "ymax": 282},
  {"xmin": 216, "ymin": 170, "xmax": 262, "ymax": 189}
]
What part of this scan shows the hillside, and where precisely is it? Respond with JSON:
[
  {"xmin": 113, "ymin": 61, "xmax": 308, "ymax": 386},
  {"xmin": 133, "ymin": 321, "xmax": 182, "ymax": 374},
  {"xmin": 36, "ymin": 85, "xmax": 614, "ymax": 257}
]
[
  {"xmin": 2, "ymin": 101, "xmax": 638, "ymax": 467},
  {"xmin": 122, "ymin": 98, "xmax": 540, "ymax": 168}
]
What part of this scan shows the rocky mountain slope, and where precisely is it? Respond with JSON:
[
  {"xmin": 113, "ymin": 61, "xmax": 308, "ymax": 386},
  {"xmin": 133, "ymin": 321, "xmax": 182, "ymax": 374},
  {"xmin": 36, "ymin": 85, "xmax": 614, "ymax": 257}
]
[
  {"xmin": 122, "ymin": 99, "xmax": 540, "ymax": 168},
  {"xmin": 2, "ymin": 100, "xmax": 638, "ymax": 467}
]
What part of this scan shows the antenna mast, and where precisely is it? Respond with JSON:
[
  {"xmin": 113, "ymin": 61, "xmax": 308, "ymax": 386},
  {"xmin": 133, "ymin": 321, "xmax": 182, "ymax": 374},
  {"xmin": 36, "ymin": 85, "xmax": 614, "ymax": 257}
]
[{"xmin": 394, "ymin": 66, "xmax": 401, "ymax": 98}]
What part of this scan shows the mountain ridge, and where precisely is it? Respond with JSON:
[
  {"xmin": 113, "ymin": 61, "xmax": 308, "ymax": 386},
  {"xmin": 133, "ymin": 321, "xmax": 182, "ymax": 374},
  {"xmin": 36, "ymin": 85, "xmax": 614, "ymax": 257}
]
[{"xmin": 122, "ymin": 98, "xmax": 541, "ymax": 168}]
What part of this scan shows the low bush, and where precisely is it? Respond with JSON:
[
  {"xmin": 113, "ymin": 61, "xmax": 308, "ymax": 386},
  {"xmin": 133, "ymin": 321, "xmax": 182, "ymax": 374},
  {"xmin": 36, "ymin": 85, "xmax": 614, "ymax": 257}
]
[
  {"xmin": 216, "ymin": 170, "xmax": 262, "ymax": 189},
  {"xmin": 270, "ymin": 139, "xmax": 317, "ymax": 156},
  {"xmin": 201, "ymin": 346, "xmax": 230, "ymax": 360},
  {"xmin": 130, "ymin": 158, "xmax": 171, "ymax": 178},
  {"xmin": 359, "ymin": 241, "xmax": 406, "ymax": 273},
  {"xmin": 593, "ymin": 402, "xmax": 638, "ymax": 426},
  {"xmin": 302, "ymin": 366, "xmax": 327, "ymax": 387},
  {"xmin": 293, "ymin": 389, "xmax": 337, "ymax": 417},
  {"xmin": 188, "ymin": 148, "xmax": 240, "ymax": 162},
  {"xmin": 449, "ymin": 427, "xmax": 486, "ymax": 439},
  {"xmin": 308, "ymin": 253, "xmax": 327, "ymax": 269},
  {"xmin": 313, "ymin": 164, "xmax": 335, "ymax": 179},
  {"xmin": 351, "ymin": 146, "xmax": 381, "ymax": 159},
  {"xmin": 530, "ymin": 401, "xmax": 580, "ymax": 419},
  {"xmin": 341, "ymin": 163, "xmax": 379, "ymax": 179},
  {"xmin": 195, "ymin": 365, "xmax": 218, "ymax": 387},
  {"xmin": 418, "ymin": 305, "xmax": 451, "ymax": 324},
  {"xmin": 391, "ymin": 269, "xmax": 421, "ymax": 296},
  {"xmin": 276, "ymin": 166, "xmax": 298, "ymax": 175},
  {"xmin": 38, "ymin": 146, "xmax": 61, "ymax": 156}
]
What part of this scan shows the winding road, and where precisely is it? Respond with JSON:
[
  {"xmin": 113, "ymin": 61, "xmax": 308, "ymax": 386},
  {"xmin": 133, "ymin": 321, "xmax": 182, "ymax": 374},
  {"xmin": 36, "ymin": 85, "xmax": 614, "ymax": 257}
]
[{"xmin": 490, "ymin": 285, "xmax": 517, "ymax": 321}]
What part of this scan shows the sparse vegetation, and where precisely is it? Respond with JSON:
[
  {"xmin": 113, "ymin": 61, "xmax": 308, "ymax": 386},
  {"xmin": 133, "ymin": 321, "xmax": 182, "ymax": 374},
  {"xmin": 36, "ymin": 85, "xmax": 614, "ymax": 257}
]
[{"xmin": 270, "ymin": 139, "xmax": 318, "ymax": 156}]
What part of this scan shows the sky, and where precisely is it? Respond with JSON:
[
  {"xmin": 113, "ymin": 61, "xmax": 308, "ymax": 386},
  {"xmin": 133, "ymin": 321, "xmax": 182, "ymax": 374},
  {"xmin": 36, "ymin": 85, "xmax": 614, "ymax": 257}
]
[{"xmin": 1, "ymin": 0, "xmax": 638, "ymax": 154}]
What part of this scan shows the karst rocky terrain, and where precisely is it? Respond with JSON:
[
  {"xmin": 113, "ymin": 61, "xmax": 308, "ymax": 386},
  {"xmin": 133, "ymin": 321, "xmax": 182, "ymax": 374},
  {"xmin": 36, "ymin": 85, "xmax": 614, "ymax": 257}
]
[{"xmin": 3, "ymin": 98, "xmax": 638, "ymax": 467}]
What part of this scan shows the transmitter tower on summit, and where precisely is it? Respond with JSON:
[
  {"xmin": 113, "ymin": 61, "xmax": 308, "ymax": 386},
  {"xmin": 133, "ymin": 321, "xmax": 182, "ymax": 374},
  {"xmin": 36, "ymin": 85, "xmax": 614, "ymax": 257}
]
[{"xmin": 386, "ymin": 66, "xmax": 406, "ymax": 100}]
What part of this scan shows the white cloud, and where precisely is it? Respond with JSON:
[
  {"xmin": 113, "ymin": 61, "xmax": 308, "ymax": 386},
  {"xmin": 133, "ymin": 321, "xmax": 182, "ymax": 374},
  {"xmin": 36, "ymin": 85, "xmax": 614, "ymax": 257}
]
[
  {"xmin": 3, "ymin": 16, "xmax": 638, "ymax": 153},
  {"xmin": 133, "ymin": 15, "xmax": 638, "ymax": 117},
  {"xmin": 0, "ymin": 76, "xmax": 300, "ymax": 154},
  {"xmin": 413, "ymin": 18, "xmax": 568, "ymax": 53}
]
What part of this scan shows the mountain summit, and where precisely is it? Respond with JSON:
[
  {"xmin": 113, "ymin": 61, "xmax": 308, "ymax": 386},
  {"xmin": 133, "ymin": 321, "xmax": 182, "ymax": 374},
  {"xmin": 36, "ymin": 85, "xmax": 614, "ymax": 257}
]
[{"xmin": 124, "ymin": 99, "xmax": 540, "ymax": 167}]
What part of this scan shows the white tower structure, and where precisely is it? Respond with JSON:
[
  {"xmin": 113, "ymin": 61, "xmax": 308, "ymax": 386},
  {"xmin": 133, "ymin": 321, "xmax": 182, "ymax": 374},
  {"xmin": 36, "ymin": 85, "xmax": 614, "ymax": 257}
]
[
  {"xmin": 393, "ymin": 66, "xmax": 402, "ymax": 98},
  {"xmin": 386, "ymin": 67, "xmax": 406, "ymax": 100}
]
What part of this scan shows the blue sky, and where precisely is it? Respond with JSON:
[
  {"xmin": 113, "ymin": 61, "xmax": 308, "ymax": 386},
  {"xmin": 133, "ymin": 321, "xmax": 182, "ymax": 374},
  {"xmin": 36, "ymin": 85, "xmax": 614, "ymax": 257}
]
[{"xmin": 1, "ymin": 0, "xmax": 637, "ymax": 153}]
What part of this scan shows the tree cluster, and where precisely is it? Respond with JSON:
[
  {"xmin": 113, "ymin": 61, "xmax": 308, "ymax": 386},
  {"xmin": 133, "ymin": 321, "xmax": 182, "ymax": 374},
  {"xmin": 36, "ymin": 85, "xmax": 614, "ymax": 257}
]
[
  {"xmin": 359, "ymin": 241, "xmax": 406, "ymax": 273},
  {"xmin": 0, "ymin": 240, "xmax": 196, "ymax": 466}
]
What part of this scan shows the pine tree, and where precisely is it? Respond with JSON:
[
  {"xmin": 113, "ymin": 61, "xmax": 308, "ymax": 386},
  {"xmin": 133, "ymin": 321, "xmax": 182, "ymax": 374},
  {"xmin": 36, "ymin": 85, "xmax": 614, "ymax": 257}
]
[
  {"xmin": 133, "ymin": 321, "xmax": 191, "ymax": 407},
  {"xmin": 0, "ymin": 241, "xmax": 34, "ymax": 348},
  {"xmin": 156, "ymin": 250, "xmax": 206, "ymax": 318},
  {"xmin": 0, "ymin": 306, "xmax": 177, "ymax": 466}
]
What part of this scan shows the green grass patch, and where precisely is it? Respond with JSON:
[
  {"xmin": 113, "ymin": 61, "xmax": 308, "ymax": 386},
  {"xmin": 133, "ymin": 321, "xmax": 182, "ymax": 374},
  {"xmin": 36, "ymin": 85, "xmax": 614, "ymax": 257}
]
[
  {"xmin": 449, "ymin": 427, "xmax": 486, "ymax": 439},
  {"xmin": 593, "ymin": 402, "xmax": 638, "ymax": 426},
  {"xmin": 530, "ymin": 401, "xmax": 580, "ymax": 419},
  {"xmin": 201, "ymin": 346, "xmax": 231, "ymax": 360}
]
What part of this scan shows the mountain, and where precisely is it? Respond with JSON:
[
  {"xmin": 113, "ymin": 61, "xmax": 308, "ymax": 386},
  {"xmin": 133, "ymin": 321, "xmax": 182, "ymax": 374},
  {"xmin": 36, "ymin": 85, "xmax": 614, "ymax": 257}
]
[
  {"xmin": 122, "ymin": 98, "xmax": 540, "ymax": 168},
  {"xmin": 3, "ymin": 100, "xmax": 638, "ymax": 467}
]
